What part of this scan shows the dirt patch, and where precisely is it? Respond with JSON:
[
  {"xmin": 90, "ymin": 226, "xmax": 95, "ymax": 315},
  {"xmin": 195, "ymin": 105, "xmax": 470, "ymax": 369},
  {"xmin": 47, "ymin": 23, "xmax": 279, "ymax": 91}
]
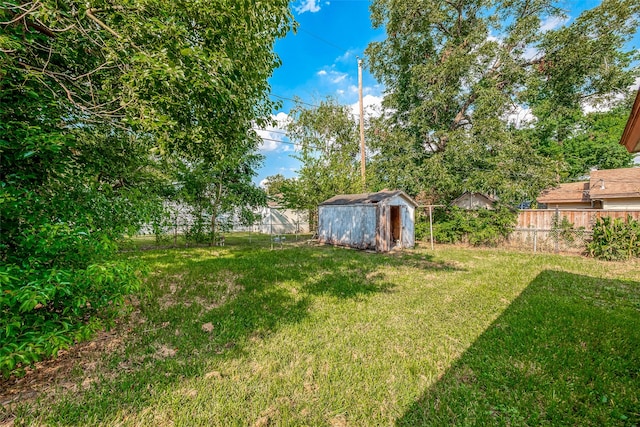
[
  {"xmin": 0, "ymin": 327, "xmax": 127, "ymax": 410},
  {"xmin": 154, "ymin": 345, "xmax": 177, "ymax": 359}
]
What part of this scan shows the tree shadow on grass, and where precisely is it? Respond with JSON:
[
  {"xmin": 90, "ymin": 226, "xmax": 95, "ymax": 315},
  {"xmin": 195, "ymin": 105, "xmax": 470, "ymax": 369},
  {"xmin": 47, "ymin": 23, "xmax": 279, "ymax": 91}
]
[
  {"xmin": 397, "ymin": 270, "xmax": 640, "ymax": 426},
  {"xmin": 22, "ymin": 244, "xmax": 458, "ymax": 425}
]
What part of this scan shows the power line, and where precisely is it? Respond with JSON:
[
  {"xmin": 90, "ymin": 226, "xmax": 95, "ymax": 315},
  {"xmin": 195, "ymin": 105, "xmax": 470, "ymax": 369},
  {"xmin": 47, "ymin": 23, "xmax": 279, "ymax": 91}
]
[
  {"xmin": 259, "ymin": 136, "xmax": 321, "ymax": 151},
  {"xmin": 270, "ymin": 93, "xmax": 319, "ymax": 109},
  {"xmin": 297, "ymin": 26, "xmax": 351, "ymax": 53},
  {"xmin": 253, "ymin": 127, "xmax": 289, "ymax": 136},
  {"xmin": 259, "ymin": 136, "xmax": 300, "ymax": 147}
]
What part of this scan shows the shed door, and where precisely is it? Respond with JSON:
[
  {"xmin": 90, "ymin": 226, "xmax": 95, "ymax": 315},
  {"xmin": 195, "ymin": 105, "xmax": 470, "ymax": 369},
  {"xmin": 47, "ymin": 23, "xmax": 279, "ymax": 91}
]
[{"xmin": 390, "ymin": 205, "xmax": 401, "ymax": 243}]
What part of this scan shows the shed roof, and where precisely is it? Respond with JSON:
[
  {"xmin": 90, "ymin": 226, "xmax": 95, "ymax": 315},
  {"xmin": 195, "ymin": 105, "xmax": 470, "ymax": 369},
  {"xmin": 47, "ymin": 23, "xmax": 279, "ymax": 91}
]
[
  {"xmin": 589, "ymin": 167, "xmax": 640, "ymax": 200},
  {"xmin": 320, "ymin": 189, "xmax": 418, "ymax": 207},
  {"xmin": 537, "ymin": 182, "xmax": 590, "ymax": 204},
  {"xmin": 620, "ymin": 88, "xmax": 640, "ymax": 153}
]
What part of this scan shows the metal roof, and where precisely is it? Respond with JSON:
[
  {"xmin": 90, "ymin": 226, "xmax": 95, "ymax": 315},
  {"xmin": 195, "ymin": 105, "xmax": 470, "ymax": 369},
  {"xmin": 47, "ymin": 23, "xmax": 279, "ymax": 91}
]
[{"xmin": 320, "ymin": 190, "xmax": 419, "ymax": 207}]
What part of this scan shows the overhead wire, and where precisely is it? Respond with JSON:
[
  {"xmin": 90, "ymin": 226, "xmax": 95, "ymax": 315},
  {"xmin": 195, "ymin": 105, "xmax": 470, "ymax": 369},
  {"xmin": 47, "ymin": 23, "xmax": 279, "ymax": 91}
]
[
  {"xmin": 270, "ymin": 93, "xmax": 319, "ymax": 109},
  {"xmin": 259, "ymin": 136, "xmax": 322, "ymax": 151},
  {"xmin": 269, "ymin": 23, "xmax": 361, "ymax": 110}
]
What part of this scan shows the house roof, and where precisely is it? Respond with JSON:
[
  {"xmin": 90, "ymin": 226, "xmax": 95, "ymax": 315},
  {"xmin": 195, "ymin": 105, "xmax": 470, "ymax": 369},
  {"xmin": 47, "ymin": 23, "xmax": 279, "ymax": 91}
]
[
  {"xmin": 320, "ymin": 189, "xmax": 419, "ymax": 207},
  {"xmin": 537, "ymin": 182, "xmax": 590, "ymax": 204},
  {"xmin": 620, "ymin": 88, "xmax": 640, "ymax": 153},
  {"xmin": 537, "ymin": 168, "xmax": 640, "ymax": 204},
  {"xmin": 589, "ymin": 167, "xmax": 640, "ymax": 200}
]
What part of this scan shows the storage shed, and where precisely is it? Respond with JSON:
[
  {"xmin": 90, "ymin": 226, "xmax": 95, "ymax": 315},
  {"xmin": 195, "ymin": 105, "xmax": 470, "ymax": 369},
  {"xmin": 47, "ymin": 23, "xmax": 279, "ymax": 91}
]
[
  {"xmin": 451, "ymin": 192, "xmax": 497, "ymax": 210},
  {"xmin": 318, "ymin": 190, "xmax": 418, "ymax": 252}
]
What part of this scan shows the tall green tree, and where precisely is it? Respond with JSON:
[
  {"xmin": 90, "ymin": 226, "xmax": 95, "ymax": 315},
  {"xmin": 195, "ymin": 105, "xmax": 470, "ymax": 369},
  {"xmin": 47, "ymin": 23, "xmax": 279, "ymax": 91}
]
[
  {"xmin": 556, "ymin": 100, "xmax": 635, "ymax": 179},
  {"xmin": 366, "ymin": 0, "xmax": 639, "ymax": 204},
  {"xmin": 281, "ymin": 98, "xmax": 362, "ymax": 228},
  {"xmin": 0, "ymin": 0, "xmax": 292, "ymax": 375},
  {"xmin": 173, "ymin": 151, "xmax": 267, "ymax": 244}
]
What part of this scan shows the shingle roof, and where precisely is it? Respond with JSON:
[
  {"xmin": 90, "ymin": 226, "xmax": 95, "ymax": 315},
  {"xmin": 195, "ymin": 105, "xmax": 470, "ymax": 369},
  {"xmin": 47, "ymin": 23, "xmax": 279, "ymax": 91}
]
[
  {"xmin": 620, "ymin": 88, "xmax": 640, "ymax": 153},
  {"xmin": 537, "ymin": 182, "xmax": 590, "ymax": 204},
  {"xmin": 320, "ymin": 190, "xmax": 418, "ymax": 207},
  {"xmin": 537, "ymin": 168, "xmax": 640, "ymax": 204},
  {"xmin": 589, "ymin": 167, "xmax": 640, "ymax": 199}
]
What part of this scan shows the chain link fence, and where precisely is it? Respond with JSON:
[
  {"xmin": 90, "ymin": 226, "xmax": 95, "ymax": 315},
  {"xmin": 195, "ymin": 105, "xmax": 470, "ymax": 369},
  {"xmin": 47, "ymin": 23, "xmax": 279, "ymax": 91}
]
[
  {"xmin": 127, "ymin": 221, "xmax": 315, "ymax": 251},
  {"xmin": 505, "ymin": 227, "xmax": 592, "ymax": 254}
]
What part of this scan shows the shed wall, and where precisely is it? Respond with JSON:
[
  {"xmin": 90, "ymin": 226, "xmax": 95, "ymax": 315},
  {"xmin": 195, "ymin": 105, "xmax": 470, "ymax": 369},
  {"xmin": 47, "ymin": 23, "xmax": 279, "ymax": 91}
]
[
  {"xmin": 383, "ymin": 195, "xmax": 416, "ymax": 249},
  {"xmin": 452, "ymin": 194, "xmax": 494, "ymax": 210},
  {"xmin": 401, "ymin": 204, "xmax": 415, "ymax": 248},
  {"xmin": 318, "ymin": 205, "xmax": 377, "ymax": 249}
]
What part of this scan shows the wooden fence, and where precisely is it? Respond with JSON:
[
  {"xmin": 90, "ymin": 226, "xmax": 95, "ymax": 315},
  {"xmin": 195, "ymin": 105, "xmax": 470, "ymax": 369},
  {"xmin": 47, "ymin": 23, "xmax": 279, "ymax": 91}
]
[
  {"xmin": 507, "ymin": 209, "xmax": 640, "ymax": 254},
  {"xmin": 517, "ymin": 209, "xmax": 640, "ymax": 231}
]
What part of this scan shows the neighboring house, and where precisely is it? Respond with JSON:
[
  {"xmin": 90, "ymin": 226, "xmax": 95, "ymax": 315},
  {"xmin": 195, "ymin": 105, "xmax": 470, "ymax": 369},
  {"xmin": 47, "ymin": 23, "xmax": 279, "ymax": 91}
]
[
  {"xmin": 451, "ymin": 192, "xmax": 496, "ymax": 210},
  {"xmin": 537, "ymin": 167, "xmax": 640, "ymax": 210},
  {"xmin": 537, "ymin": 182, "xmax": 592, "ymax": 209},
  {"xmin": 318, "ymin": 189, "xmax": 418, "ymax": 252},
  {"xmin": 620, "ymin": 88, "xmax": 640, "ymax": 153},
  {"xmin": 589, "ymin": 168, "xmax": 640, "ymax": 210}
]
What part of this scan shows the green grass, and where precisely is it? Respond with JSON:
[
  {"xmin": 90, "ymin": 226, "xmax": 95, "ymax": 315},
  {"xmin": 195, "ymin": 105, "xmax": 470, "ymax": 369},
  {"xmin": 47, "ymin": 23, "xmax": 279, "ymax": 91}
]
[{"xmin": 5, "ymin": 239, "xmax": 640, "ymax": 426}]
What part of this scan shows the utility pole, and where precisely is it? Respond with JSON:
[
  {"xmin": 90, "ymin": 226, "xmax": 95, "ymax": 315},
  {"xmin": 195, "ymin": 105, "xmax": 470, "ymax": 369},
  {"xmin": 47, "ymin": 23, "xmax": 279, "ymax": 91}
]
[{"xmin": 358, "ymin": 58, "xmax": 366, "ymax": 191}]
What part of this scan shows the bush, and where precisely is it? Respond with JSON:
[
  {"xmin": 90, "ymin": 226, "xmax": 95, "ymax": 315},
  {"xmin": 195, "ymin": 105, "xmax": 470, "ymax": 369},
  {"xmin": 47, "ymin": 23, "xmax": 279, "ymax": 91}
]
[
  {"xmin": 586, "ymin": 216, "xmax": 640, "ymax": 261},
  {"xmin": 419, "ymin": 206, "xmax": 517, "ymax": 246}
]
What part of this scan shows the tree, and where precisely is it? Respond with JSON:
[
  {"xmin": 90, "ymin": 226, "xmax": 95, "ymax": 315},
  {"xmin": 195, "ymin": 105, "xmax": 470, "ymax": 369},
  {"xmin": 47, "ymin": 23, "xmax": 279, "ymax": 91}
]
[
  {"xmin": 557, "ymin": 100, "xmax": 635, "ymax": 180},
  {"xmin": 0, "ymin": 0, "xmax": 292, "ymax": 375},
  {"xmin": 282, "ymin": 98, "xmax": 362, "ymax": 229},
  {"xmin": 262, "ymin": 174, "xmax": 288, "ymax": 199},
  {"xmin": 174, "ymin": 152, "xmax": 267, "ymax": 244},
  {"xmin": 366, "ymin": 0, "xmax": 639, "ymax": 204}
]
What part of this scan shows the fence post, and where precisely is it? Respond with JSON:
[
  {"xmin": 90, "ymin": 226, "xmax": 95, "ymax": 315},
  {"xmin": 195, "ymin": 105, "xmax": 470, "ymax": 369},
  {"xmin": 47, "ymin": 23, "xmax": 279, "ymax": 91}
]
[
  {"xmin": 429, "ymin": 206, "xmax": 434, "ymax": 250},
  {"xmin": 554, "ymin": 207, "xmax": 560, "ymax": 253},
  {"xmin": 533, "ymin": 226, "xmax": 537, "ymax": 254},
  {"xmin": 174, "ymin": 219, "xmax": 178, "ymax": 247}
]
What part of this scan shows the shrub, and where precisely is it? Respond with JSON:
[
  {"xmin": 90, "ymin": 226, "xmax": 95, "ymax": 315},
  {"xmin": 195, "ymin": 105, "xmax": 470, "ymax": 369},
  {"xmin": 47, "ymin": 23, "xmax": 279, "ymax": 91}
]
[
  {"xmin": 419, "ymin": 205, "xmax": 517, "ymax": 246},
  {"xmin": 0, "ymin": 220, "xmax": 142, "ymax": 378},
  {"xmin": 587, "ymin": 216, "xmax": 640, "ymax": 261}
]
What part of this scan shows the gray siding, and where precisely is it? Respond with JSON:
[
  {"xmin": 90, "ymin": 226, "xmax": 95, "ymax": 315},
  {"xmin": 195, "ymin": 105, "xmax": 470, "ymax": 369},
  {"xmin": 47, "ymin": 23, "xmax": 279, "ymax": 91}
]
[
  {"xmin": 383, "ymin": 194, "xmax": 415, "ymax": 249},
  {"xmin": 318, "ymin": 205, "xmax": 377, "ymax": 249},
  {"xmin": 401, "ymin": 204, "xmax": 415, "ymax": 248}
]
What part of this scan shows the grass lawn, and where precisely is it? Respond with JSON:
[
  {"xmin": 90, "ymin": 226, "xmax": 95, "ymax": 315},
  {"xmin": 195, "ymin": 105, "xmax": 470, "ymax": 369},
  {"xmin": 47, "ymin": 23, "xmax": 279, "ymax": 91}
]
[{"xmin": 3, "ymin": 237, "xmax": 640, "ymax": 426}]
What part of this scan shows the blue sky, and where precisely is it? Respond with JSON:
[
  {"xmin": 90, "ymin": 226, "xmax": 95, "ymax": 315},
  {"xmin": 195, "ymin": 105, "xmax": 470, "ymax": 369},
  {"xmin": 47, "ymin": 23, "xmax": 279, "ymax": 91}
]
[
  {"xmin": 255, "ymin": 0, "xmax": 383, "ymax": 186},
  {"xmin": 254, "ymin": 0, "xmax": 640, "ymax": 186}
]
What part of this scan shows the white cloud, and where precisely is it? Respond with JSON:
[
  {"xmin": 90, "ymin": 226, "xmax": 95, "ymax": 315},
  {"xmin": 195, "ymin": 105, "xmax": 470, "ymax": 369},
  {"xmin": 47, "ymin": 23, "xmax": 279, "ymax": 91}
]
[
  {"xmin": 256, "ymin": 113, "xmax": 292, "ymax": 153},
  {"xmin": 582, "ymin": 79, "xmax": 640, "ymax": 114},
  {"xmin": 317, "ymin": 69, "xmax": 350, "ymax": 86},
  {"xmin": 331, "ymin": 73, "xmax": 347, "ymax": 84},
  {"xmin": 522, "ymin": 46, "xmax": 541, "ymax": 61},
  {"xmin": 294, "ymin": 0, "xmax": 321, "ymax": 14},
  {"xmin": 335, "ymin": 49, "xmax": 357, "ymax": 63},
  {"xmin": 506, "ymin": 105, "xmax": 535, "ymax": 128},
  {"xmin": 540, "ymin": 15, "xmax": 569, "ymax": 32},
  {"xmin": 349, "ymin": 94, "xmax": 383, "ymax": 119}
]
